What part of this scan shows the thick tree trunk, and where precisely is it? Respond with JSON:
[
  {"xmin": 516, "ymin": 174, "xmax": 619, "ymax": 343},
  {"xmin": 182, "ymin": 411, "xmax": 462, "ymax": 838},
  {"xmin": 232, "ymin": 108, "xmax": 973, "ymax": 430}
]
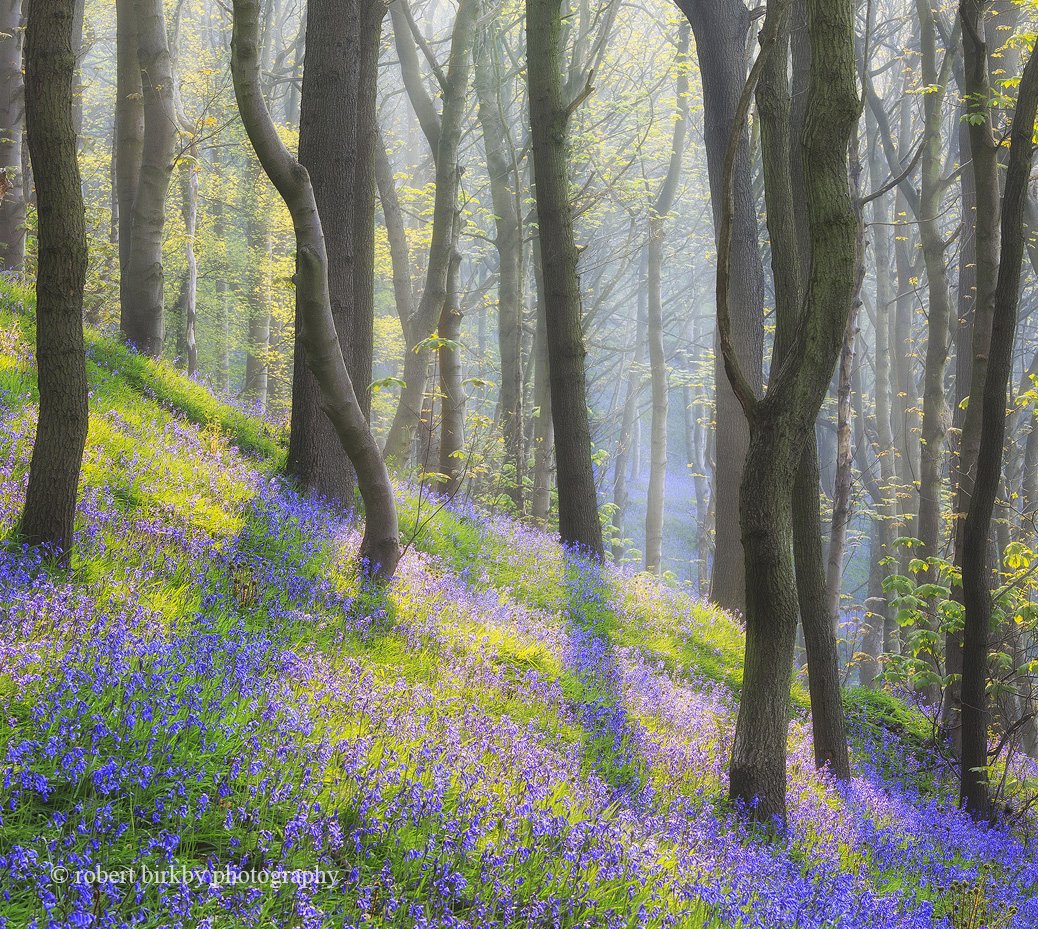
[
  {"xmin": 675, "ymin": 0, "xmax": 765, "ymax": 614},
  {"xmin": 383, "ymin": 0, "xmax": 478, "ymax": 467},
  {"xmin": 527, "ymin": 0, "xmax": 604, "ymax": 559},
  {"xmin": 120, "ymin": 0, "xmax": 176, "ymax": 355},
  {"xmin": 230, "ymin": 0, "xmax": 400, "ymax": 579},
  {"xmin": 0, "ymin": 0, "xmax": 26, "ymax": 272},
  {"xmin": 960, "ymin": 35, "xmax": 1038, "ymax": 820},
  {"xmin": 20, "ymin": 0, "xmax": 88, "ymax": 563},
  {"xmin": 473, "ymin": 19, "xmax": 524, "ymax": 509},
  {"xmin": 288, "ymin": 0, "xmax": 382, "ymax": 504}
]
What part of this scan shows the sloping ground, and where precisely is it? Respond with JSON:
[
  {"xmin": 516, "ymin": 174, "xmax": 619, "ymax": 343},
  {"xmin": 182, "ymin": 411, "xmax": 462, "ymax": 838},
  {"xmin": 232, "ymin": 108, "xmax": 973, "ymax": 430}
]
[{"xmin": 0, "ymin": 284, "xmax": 1035, "ymax": 929}]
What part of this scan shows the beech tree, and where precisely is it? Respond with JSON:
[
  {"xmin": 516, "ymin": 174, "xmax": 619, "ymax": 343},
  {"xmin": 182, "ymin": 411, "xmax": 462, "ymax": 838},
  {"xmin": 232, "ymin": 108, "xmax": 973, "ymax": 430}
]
[
  {"xmin": 20, "ymin": 0, "xmax": 88, "ymax": 562},
  {"xmin": 526, "ymin": 0, "xmax": 604, "ymax": 559},
  {"xmin": 230, "ymin": 0, "xmax": 400, "ymax": 578}
]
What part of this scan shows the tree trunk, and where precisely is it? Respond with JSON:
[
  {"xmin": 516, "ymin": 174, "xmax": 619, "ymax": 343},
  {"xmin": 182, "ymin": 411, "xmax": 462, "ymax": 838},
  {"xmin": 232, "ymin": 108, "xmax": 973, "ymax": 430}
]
[
  {"xmin": 473, "ymin": 17, "xmax": 524, "ymax": 509},
  {"xmin": 0, "ymin": 0, "xmax": 26, "ymax": 272},
  {"xmin": 288, "ymin": 0, "xmax": 382, "ymax": 504},
  {"xmin": 720, "ymin": 0, "xmax": 859, "ymax": 822},
  {"xmin": 527, "ymin": 0, "xmax": 604, "ymax": 559},
  {"xmin": 114, "ymin": 0, "xmax": 142, "ymax": 307},
  {"xmin": 915, "ymin": 0, "xmax": 954, "ymax": 562},
  {"xmin": 20, "ymin": 0, "xmax": 88, "ymax": 563},
  {"xmin": 230, "ymin": 0, "xmax": 400, "ymax": 579},
  {"xmin": 960, "ymin": 34, "xmax": 1038, "ymax": 820},
  {"xmin": 826, "ymin": 309, "xmax": 857, "ymax": 616},
  {"xmin": 611, "ymin": 269, "xmax": 645, "ymax": 561},
  {"xmin": 645, "ymin": 22, "xmax": 690, "ymax": 575},
  {"xmin": 177, "ymin": 149, "xmax": 198, "ymax": 377},
  {"xmin": 374, "ymin": 132, "xmax": 416, "ymax": 342},
  {"xmin": 530, "ymin": 225, "xmax": 554, "ymax": 526},
  {"xmin": 383, "ymin": 0, "xmax": 478, "ymax": 467},
  {"xmin": 120, "ymin": 0, "xmax": 176, "ymax": 355},
  {"xmin": 438, "ymin": 235, "xmax": 464, "ymax": 495},
  {"xmin": 675, "ymin": 0, "xmax": 765, "ymax": 615}
]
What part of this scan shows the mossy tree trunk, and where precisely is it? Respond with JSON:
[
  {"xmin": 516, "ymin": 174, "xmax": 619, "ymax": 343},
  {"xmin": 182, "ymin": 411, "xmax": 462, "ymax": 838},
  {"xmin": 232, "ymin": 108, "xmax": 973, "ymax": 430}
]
[{"xmin": 20, "ymin": 0, "xmax": 89, "ymax": 563}]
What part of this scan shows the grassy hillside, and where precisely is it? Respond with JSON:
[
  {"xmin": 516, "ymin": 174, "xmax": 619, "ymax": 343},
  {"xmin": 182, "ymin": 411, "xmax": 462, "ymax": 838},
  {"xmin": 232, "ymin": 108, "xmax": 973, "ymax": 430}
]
[{"xmin": 0, "ymin": 282, "xmax": 1035, "ymax": 928}]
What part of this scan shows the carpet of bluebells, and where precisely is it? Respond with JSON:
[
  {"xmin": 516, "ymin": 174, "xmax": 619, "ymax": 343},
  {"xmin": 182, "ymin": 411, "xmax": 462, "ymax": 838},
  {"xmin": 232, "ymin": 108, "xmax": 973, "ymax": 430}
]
[{"xmin": 0, "ymin": 290, "xmax": 1036, "ymax": 928}]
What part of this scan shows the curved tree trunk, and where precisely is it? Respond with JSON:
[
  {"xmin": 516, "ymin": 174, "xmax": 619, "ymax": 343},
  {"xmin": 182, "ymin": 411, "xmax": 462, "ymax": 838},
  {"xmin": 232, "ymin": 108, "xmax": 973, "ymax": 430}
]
[
  {"xmin": 527, "ymin": 0, "xmax": 604, "ymax": 559},
  {"xmin": 720, "ymin": 0, "xmax": 859, "ymax": 822},
  {"xmin": 230, "ymin": 0, "xmax": 400, "ymax": 579},
  {"xmin": 20, "ymin": 0, "xmax": 88, "ymax": 563}
]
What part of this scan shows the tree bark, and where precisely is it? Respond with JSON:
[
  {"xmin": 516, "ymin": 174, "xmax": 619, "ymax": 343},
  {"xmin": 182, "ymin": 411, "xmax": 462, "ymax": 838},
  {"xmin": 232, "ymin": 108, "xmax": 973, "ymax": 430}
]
[
  {"xmin": 645, "ymin": 23, "xmax": 690, "ymax": 574},
  {"xmin": 114, "ymin": 0, "xmax": 142, "ymax": 308},
  {"xmin": 718, "ymin": 0, "xmax": 859, "ymax": 822},
  {"xmin": 120, "ymin": 0, "xmax": 176, "ymax": 355},
  {"xmin": 527, "ymin": 0, "xmax": 604, "ymax": 559},
  {"xmin": 383, "ymin": 0, "xmax": 478, "ymax": 467},
  {"xmin": 230, "ymin": 0, "xmax": 400, "ymax": 579},
  {"xmin": 960, "ymin": 33, "xmax": 1038, "ymax": 821},
  {"xmin": 0, "ymin": 0, "xmax": 26, "ymax": 272},
  {"xmin": 675, "ymin": 0, "xmax": 765, "ymax": 614},
  {"xmin": 289, "ymin": 0, "xmax": 384, "ymax": 504},
  {"xmin": 473, "ymin": 17, "xmax": 524, "ymax": 509},
  {"xmin": 20, "ymin": 0, "xmax": 88, "ymax": 563}
]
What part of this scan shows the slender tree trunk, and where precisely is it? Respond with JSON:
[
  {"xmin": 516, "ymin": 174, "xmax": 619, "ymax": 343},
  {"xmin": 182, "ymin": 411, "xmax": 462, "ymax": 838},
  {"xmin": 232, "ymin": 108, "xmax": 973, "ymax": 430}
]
[
  {"xmin": 120, "ymin": 0, "xmax": 176, "ymax": 355},
  {"xmin": 383, "ymin": 0, "xmax": 478, "ymax": 466},
  {"xmin": 474, "ymin": 18, "xmax": 524, "ymax": 508},
  {"xmin": 676, "ymin": 0, "xmax": 766, "ymax": 614},
  {"xmin": 177, "ymin": 149, "xmax": 197, "ymax": 377},
  {"xmin": 826, "ymin": 309, "xmax": 857, "ymax": 616},
  {"xmin": 645, "ymin": 23, "xmax": 690, "ymax": 574},
  {"xmin": 527, "ymin": 0, "xmax": 603, "ymax": 558},
  {"xmin": 114, "ymin": 0, "xmax": 142, "ymax": 309},
  {"xmin": 0, "ymin": 0, "xmax": 26, "ymax": 272},
  {"xmin": 611, "ymin": 272, "xmax": 645, "ymax": 560},
  {"xmin": 230, "ymin": 0, "xmax": 400, "ymax": 579},
  {"xmin": 915, "ymin": 0, "xmax": 954, "ymax": 562},
  {"xmin": 374, "ymin": 132, "xmax": 416, "ymax": 342},
  {"xmin": 20, "ymin": 0, "xmax": 88, "ymax": 563},
  {"xmin": 961, "ymin": 36, "xmax": 1038, "ymax": 820},
  {"xmin": 530, "ymin": 230, "xmax": 554, "ymax": 526},
  {"xmin": 438, "ymin": 234, "xmax": 465, "ymax": 495},
  {"xmin": 243, "ymin": 196, "xmax": 270, "ymax": 412}
]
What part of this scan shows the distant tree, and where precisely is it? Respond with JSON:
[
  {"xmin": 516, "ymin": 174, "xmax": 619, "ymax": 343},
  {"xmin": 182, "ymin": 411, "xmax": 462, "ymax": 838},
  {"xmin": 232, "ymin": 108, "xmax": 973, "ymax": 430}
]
[
  {"xmin": 119, "ymin": 0, "xmax": 177, "ymax": 355},
  {"xmin": 230, "ymin": 0, "xmax": 400, "ymax": 579},
  {"xmin": 674, "ymin": 0, "xmax": 765, "ymax": 614},
  {"xmin": 0, "ymin": 0, "xmax": 26, "ymax": 272},
  {"xmin": 526, "ymin": 0, "xmax": 604, "ymax": 559},
  {"xmin": 20, "ymin": 0, "xmax": 89, "ymax": 562}
]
